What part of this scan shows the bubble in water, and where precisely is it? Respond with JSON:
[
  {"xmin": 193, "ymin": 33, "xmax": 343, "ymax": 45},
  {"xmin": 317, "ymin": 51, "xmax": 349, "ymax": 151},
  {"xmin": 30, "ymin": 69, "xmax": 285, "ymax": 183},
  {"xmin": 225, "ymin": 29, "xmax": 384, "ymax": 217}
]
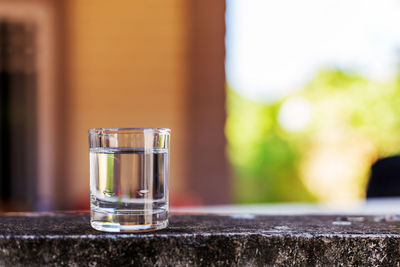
[
  {"xmin": 103, "ymin": 190, "xmax": 115, "ymax": 197},
  {"xmin": 138, "ymin": 189, "xmax": 149, "ymax": 196}
]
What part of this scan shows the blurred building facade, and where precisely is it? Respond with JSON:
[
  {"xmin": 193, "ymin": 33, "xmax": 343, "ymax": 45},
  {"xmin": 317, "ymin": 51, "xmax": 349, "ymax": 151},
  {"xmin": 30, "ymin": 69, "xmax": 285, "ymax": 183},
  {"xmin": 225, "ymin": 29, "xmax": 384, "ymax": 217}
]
[{"xmin": 0, "ymin": 0, "xmax": 229, "ymax": 211}]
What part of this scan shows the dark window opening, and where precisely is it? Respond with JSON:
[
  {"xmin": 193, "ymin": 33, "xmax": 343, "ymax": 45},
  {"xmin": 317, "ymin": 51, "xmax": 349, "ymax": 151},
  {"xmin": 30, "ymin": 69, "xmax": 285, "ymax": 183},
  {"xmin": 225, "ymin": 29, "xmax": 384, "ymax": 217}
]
[{"xmin": 0, "ymin": 20, "xmax": 37, "ymax": 211}]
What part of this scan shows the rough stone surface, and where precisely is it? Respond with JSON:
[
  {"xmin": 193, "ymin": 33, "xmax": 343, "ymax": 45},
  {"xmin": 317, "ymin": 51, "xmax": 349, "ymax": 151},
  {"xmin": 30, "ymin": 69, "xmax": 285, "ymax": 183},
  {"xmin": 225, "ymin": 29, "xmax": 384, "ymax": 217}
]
[{"xmin": 1, "ymin": 212, "xmax": 400, "ymax": 266}]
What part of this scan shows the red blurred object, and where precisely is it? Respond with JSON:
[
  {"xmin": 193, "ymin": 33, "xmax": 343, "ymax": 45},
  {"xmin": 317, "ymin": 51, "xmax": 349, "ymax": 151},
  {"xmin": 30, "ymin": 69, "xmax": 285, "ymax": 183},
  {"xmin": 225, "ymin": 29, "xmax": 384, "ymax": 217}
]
[{"xmin": 171, "ymin": 192, "xmax": 204, "ymax": 208}]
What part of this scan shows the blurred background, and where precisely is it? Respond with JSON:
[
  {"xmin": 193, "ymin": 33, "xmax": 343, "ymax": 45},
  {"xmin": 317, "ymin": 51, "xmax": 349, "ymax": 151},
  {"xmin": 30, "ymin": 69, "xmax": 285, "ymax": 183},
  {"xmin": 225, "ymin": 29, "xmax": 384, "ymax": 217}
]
[{"xmin": 1, "ymin": 0, "xmax": 400, "ymax": 211}]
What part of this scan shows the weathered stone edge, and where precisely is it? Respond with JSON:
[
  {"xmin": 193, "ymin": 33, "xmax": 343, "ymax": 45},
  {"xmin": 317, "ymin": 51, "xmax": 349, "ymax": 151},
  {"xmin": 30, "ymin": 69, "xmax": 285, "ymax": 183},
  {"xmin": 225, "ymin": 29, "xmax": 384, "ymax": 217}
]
[{"xmin": 0, "ymin": 233, "xmax": 399, "ymax": 266}]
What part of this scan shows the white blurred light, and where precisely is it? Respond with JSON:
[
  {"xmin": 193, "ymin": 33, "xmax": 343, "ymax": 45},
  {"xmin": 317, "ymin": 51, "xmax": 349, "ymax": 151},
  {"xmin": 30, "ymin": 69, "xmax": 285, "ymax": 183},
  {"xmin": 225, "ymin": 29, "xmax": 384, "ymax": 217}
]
[
  {"xmin": 278, "ymin": 97, "xmax": 312, "ymax": 132},
  {"xmin": 226, "ymin": 0, "xmax": 400, "ymax": 102}
]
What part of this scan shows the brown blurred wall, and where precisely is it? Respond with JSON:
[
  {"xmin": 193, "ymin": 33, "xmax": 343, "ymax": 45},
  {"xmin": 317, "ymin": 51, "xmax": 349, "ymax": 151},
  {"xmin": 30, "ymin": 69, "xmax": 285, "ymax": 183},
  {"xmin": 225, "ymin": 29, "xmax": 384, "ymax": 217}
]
[
  {"xmin": 187, "ymin": 1, "xmax": 230, "ymax": 205},
  {"xmin": 64, "ymin": 0, "xmax": 190, "ymax": 208},
  {"xmin": 0, "ymin": 0, "xmax": 228, "ymax": 210}
]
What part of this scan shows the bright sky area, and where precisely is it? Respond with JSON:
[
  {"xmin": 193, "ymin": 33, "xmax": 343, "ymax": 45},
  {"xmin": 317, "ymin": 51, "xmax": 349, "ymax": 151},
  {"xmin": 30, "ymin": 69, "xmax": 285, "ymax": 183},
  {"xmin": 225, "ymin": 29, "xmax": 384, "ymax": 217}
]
[{"xmin": 226, "ymin": 0, "xmax": 400, "ymax": 102}]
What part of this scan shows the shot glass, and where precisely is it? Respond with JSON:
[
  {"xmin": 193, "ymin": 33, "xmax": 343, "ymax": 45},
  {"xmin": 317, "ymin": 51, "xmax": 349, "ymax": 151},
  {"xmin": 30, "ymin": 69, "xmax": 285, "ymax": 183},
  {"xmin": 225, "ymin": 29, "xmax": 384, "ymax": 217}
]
[{"xmin": 89, "ymin": 128, "xmax": 170, "ymax": 232}]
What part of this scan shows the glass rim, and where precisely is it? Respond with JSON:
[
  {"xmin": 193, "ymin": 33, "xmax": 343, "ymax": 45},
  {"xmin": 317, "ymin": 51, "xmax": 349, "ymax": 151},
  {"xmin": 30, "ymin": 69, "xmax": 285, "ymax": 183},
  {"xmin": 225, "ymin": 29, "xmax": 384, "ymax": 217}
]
[{"xmin": 88, "ymin": 128, "xmax": 171, "ymax": 135}]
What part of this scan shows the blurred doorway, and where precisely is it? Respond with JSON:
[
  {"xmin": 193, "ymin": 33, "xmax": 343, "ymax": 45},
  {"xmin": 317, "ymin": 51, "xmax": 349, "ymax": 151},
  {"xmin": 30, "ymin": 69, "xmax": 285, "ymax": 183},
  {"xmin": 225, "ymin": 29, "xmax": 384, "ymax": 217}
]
[
  {"xmin": 0, "ymin": 20, "xmax": 37, "ymax": 210},
  {"xmin": 0, "ymin": 0, "xmax": 64, "ymax": 211}
]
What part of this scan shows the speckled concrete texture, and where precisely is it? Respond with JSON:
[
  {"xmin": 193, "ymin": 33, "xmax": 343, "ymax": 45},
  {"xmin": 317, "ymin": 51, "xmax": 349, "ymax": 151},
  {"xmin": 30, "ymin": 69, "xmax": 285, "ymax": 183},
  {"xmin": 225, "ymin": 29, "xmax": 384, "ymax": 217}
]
[{"xmin": 1, "ymin": 212, "xmax": 400, "ymax": 266}]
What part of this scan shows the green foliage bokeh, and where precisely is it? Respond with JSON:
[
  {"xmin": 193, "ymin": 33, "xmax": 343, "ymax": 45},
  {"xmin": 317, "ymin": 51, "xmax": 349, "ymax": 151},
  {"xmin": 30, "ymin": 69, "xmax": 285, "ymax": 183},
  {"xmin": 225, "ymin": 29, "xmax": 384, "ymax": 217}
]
[{"xmin": 226, "ymin": 68, "xmax": 400, "ymax": 203}]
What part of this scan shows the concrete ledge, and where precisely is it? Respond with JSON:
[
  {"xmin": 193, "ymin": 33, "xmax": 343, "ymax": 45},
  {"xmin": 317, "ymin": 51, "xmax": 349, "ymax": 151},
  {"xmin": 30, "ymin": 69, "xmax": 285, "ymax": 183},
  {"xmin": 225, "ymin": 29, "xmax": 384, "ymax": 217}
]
[{"xmin": 1, "ymin": 212, "xmax": 400, "ymax": 265}]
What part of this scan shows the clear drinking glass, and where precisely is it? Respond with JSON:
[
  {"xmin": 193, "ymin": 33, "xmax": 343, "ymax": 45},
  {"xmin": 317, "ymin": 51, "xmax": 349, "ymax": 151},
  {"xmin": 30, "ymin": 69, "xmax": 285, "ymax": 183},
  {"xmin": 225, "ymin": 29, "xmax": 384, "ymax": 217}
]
[{"xmin": 89, "ymin": 128, "xmax": 170, "ymax": 232}]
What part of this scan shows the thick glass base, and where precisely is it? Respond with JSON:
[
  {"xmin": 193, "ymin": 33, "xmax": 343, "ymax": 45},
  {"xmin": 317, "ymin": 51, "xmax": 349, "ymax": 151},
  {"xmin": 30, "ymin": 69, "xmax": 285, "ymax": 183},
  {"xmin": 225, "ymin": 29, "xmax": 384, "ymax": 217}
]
[{"xmin": 91, "ymin": 209, "xmax": 168, "ymax": 232}]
